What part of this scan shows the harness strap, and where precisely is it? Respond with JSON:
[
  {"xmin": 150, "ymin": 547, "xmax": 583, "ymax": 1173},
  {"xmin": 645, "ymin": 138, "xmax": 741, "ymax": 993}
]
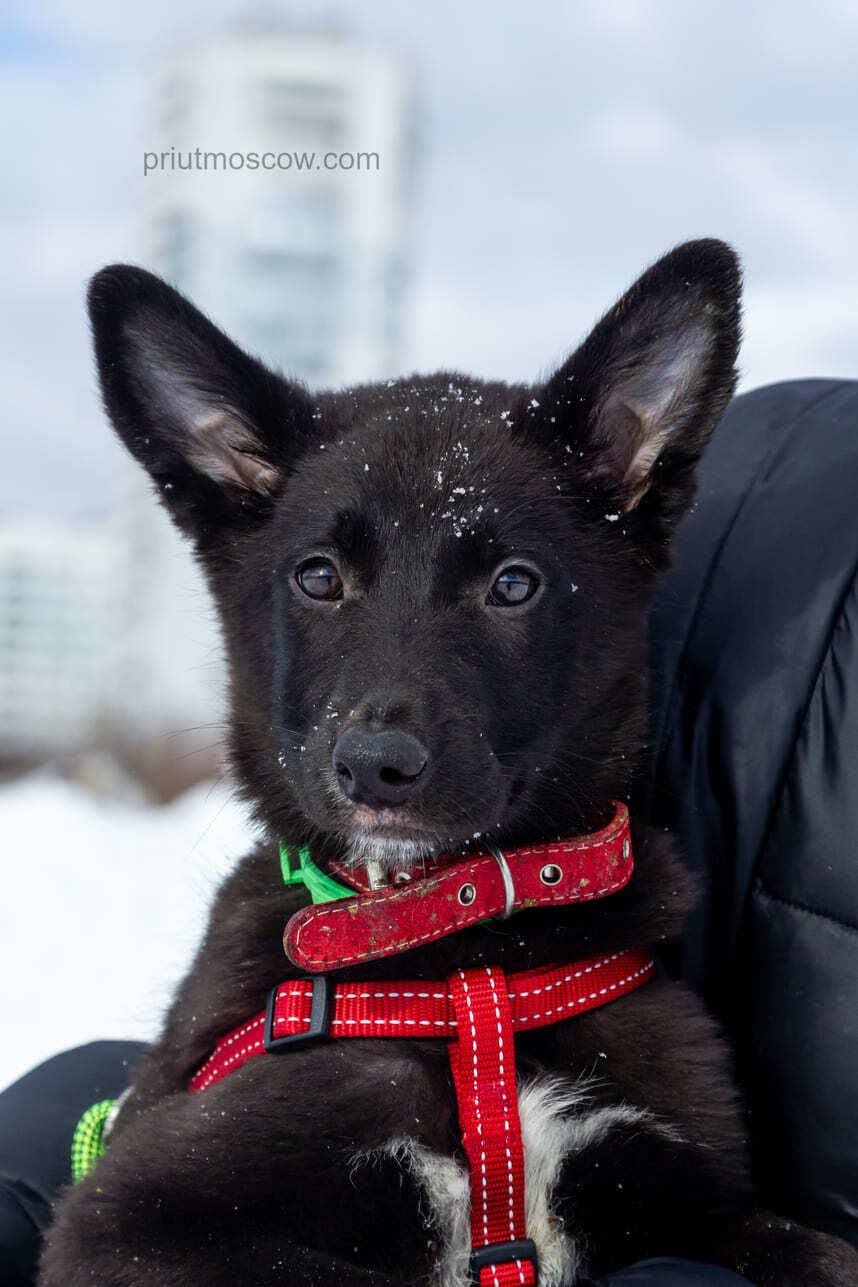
[
  {"xmin": 187, "ymin": 949, "xmax": 655, "ymax": 1284},
  {"xmin": 449, "ymin": 968, "xmax": 537, "ymax": 1287},
  {"xmin": 189, "ymin": 949, "xmax": 655, "ymax": 1092}
]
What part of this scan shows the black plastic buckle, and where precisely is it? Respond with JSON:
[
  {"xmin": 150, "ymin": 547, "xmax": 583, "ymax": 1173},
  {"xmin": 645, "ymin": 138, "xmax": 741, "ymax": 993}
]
[
  {"xmin": 469, "ymin": 1238, "xmax": 538, "ymax": 1284},
  {"xmin": 264, "ymin": 976, "xmax": 332, "ymax": 1051}
]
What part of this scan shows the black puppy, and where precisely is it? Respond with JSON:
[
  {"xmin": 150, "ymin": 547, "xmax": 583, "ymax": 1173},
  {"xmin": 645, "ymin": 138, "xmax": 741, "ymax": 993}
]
[{"xmin": 39, "ymin": 242, "xmax": 858, "ymax": 1286}]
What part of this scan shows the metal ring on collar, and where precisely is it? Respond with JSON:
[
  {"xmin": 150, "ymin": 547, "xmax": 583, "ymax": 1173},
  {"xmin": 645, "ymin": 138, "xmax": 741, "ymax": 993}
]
[{"xmin": 486, "ymin": 844, "xmax": 516, "ymax": 918}]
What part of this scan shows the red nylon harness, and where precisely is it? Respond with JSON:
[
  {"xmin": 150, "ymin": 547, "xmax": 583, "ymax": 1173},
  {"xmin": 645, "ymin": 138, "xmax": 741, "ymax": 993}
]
[{"xmin": 189, "ymin": 806, "xmax": 656, "ymax": 1286}]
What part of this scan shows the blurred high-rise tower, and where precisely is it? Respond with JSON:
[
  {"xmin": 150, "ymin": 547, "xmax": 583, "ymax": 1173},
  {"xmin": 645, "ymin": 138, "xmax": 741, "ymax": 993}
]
[
  {"xmin": 150, "ymin": 21, "xmax": 415, "ymax": 384},
  {"xmin": 115, "ymin": 21, "xmax": 417, "ymax": 740}
]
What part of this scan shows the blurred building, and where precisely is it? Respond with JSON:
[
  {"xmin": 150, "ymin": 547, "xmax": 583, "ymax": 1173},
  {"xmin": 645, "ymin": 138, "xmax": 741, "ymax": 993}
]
[
  {"xmin": 150, "ymin": 21, "xmax": 416, "ymax": 384},
  {"xmin": 112, "ymin": 21, "xmax": 417, "ymax": 741},
  {"xmin": 0, "ymin": 22, "xmax": 416, "ymax": 762},
  {"xmin": 0, "ymin": 524, "xmax": 122, "ymax": 755}
]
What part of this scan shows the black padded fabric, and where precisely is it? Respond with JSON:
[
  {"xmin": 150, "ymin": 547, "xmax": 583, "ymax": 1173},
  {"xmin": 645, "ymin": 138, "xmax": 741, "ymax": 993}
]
[
  {"xmin": 0, "ymin": 1042, "xmax": 146, "ymax": 1286},
  {"xmin": 647, "ymin": 379, "xmax": 858, "ymax": 1246},
  {"xmin": 601, "ymin": 1260, "xmax": 750, "ymax": 1285}
]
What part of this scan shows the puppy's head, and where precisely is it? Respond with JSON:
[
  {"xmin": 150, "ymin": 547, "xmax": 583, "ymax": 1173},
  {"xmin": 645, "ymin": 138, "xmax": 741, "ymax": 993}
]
[{"xmin": 88, "ymin": 241, "xmax": 740, "ymax": 867}]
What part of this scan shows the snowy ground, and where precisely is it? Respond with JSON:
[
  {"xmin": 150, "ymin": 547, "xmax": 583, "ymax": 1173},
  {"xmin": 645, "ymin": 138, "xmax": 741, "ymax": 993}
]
[{"xmin": 0, "ymin": 773, "xmax": 259, "ymax": 1091}]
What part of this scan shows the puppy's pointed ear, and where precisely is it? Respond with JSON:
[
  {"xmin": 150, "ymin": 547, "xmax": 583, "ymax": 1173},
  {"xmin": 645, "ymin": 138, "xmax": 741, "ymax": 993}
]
[
  {"xmin": 88, "ymin": 265, "xmax": 314, "ymax": 544},
  {"xmin": 532, "ymin": 239, "xmax": 741, "ymax": 533}
]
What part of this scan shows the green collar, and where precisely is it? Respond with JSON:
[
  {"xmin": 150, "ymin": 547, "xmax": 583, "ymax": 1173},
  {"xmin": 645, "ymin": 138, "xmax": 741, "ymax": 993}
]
[{"xmin": 279, "ymin": 842, "xmax": 355, "ymax": 904}]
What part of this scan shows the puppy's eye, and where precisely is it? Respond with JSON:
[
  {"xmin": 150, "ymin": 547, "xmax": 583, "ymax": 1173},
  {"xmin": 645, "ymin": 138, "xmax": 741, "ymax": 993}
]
[
  {"xmin": 296, "ymin": 559, "xmax": 343, "ymax": 601},
  {"xmin": 487, "ymin": 566, "xmax": 540, "ymax": 607}
]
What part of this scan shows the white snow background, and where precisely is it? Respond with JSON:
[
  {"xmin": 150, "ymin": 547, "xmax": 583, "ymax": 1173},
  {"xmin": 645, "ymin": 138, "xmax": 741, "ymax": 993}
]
[{"xmin": 0, "ymin": 773, "xmax": 259, "ymax": 1091}]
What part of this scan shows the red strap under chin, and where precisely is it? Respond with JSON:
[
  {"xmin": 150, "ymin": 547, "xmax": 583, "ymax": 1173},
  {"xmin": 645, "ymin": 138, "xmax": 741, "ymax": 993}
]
[{"xmin": 285, "ymin": 802, "xmax": 633, "ymax": 972}]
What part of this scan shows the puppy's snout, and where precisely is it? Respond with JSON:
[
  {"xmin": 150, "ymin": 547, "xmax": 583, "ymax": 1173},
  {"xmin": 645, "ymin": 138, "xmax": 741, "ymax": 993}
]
[{"xmin": 332, "ymin": 727, "xmax": 428, "ymax": 807}]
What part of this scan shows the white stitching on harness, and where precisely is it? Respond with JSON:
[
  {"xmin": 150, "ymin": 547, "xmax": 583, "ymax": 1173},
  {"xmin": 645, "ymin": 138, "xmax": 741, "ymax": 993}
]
[
  {"xmin": 486, "ymin": 970, "xmax": 524, "ymax": 1285},
  {"xmin": 458, "ymin": 971, "xmax": 492, "ymax": 1275},
  {"xmin": 191, "ymin": 960, "xmax": 652, "ymax": 1091},
  {"xmin": 514, "ymin": 963, "xmax": 653, "ymax": 1025}
]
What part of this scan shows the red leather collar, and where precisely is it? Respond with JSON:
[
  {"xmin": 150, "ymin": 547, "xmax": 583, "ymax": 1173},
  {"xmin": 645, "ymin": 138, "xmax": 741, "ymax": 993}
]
[{"xmin": 284, "ymin": 802, "xmax": 634, "ymax": 972}]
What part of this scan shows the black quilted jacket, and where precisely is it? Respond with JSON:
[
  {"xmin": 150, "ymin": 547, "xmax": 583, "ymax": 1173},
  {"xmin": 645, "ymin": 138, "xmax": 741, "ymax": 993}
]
[{"xmin": 646, "ymin": 377, "xmax": 858, "ymax": 1252}]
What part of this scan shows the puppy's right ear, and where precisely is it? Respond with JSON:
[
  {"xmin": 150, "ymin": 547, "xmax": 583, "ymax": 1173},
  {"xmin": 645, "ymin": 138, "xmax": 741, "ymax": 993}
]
[{"xmin": 88, "ymin": 265, "xmax": 314, "ymax": 545}]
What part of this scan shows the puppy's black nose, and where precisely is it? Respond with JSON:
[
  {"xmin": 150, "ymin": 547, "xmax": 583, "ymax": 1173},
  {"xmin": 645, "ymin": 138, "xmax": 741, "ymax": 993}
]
[{"xmin": 332, "ymin": 727, "xmax": 428, "ymax": 807}]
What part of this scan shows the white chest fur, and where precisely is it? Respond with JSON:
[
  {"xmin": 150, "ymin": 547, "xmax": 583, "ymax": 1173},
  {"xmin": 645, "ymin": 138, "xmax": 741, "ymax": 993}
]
[{"xmin": 363, "ymin": 1076, "xmax": 660, "ymax": 1287}]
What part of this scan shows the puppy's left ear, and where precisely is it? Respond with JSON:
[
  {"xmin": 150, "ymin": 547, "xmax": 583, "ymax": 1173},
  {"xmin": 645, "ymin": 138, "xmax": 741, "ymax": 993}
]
[{"xmin": 532, "ymin": 239, "xmax": 741, "ymax": 532}]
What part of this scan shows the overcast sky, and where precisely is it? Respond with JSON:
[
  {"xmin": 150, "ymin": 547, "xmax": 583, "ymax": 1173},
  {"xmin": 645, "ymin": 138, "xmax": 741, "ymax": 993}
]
[{"xmin": 2, "ymin": 0, "xmax": 857, "ymax": 515}]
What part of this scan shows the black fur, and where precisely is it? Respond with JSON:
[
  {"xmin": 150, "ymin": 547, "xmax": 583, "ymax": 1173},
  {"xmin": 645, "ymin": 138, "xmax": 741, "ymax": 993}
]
[{"xmin": 39, "ymin": 242, "xmax": 858, "ymax": 1286}]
